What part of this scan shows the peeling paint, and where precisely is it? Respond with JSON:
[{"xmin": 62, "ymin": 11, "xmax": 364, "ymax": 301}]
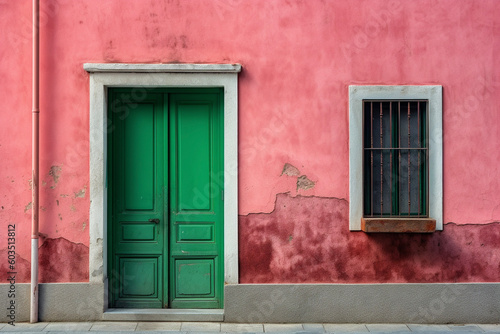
[
  {"xmin": 49, "ymin": 165, "xmax": 62, "ymax": 187},
  {"xmin": 74, "ymin": 187, "xmax": 86, "ymax": 198},
  {"xmin": 239, "ymin": 193, "xmax": 500, "ymax": 283},
  {"xmin": 70, "ymin": 204, "xmax": 77, "ymax": 212},
  {"xmin": 281, "ymin": 163, "xmax": 300, "ymax": 176},
  {"xmin": 24, "ymin": 202, "xmax": 32, "ymax": 213},
  {"xmin": 297, "ymin": 175, "xmax": 315, "ymax": 191}
]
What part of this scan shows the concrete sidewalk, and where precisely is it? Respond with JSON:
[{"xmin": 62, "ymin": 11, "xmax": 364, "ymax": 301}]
[{"xmin": 0, "ymin": 322, "xmax": 499, "ymax": 333}]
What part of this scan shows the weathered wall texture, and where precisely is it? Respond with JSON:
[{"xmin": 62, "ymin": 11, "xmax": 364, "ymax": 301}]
[
  {"xmin": 240, "ymin": 193, "xmax": 500, "ymax": 283},
  {"xmin": 0, "ymin": 0, "xmax": 499, "ymax": 283}
]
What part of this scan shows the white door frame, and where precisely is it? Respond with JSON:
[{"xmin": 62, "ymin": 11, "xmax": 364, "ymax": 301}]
[{"xmin": 84, "ymin": 63, "xmax": 241, "ymax": 309}]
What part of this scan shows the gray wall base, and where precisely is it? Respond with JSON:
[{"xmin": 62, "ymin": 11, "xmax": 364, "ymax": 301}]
[
  {"xmin": 1, "ymin": 283, "xmax": 104, "ymax": 323},
  {"xmin": 3, "ymin": 282, "xmax": 499, "ymax": 323},
  {"xmin": 224, "ymin": 283, "xmax": 500, "ymax": 324}
]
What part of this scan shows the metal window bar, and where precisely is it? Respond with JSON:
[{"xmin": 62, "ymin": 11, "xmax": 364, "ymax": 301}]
[
  {"xmin": 407, "ymin": 102, "xmax": 411, "ymax": 216},
  {"xmin": 370, "ymin": 102, "xmax": 374, "ymax": 216},
  {"xmin": 379, "ymin": 102, "xmax": 383, "ymax": 215},
  {"xmin": 363, "ymin": 100, "xmax": 428, "ymax": 218},
  {"xmin": 389, "ymin": 102, "xmax": 392, "ymax": 215},
  {"xmin": 417, "ymin": 101, "xmax": 420, "ymax": 215}
]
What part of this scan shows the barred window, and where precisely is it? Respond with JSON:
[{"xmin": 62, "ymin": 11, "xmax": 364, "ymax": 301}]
[
  {"xmin": 349, "ymin": 86, "xmax": 443, "ymax": 232},
  {"xmin": 363, "ymin": 100, "xmax": 428, "ymax": 217}
]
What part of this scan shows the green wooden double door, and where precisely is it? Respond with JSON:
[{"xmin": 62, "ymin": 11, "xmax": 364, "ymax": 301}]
[{"xmin": 108, "ymin": 88, "xmax": 224, "ymax": 309}]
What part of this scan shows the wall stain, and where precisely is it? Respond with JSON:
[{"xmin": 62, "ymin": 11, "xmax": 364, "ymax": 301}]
[
  {"xmin": 38, "ymin": 237, "xmax": 89, "ymax": 282},
  {"xmin": 0, "ymin": 238, "xmax": 89, "ymax": 283},
  {"xmin": 239, "ymin": 193, "xmax": 500, "ymax": 283},
  {"xmin": 0, "ymin": 250, "xmax": 31, "ymax": 282}
]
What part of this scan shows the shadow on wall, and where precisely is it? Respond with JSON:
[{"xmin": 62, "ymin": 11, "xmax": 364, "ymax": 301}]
[{"xmin": 239, "ymin": 193, "xmax": 500, "ymax": 283}]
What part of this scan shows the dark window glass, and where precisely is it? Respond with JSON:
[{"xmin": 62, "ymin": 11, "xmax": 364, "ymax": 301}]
[{"xmin": 363, "ymin": 100, "xmax": 428, "ymax": 217}]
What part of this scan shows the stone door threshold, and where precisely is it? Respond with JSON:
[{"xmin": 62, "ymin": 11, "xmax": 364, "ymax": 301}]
[{"xmin": 103, "ymin": 308, "xmax": 224, "ymax": 322}]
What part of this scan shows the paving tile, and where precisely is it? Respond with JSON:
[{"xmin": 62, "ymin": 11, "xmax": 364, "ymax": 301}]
[
  {"xmin": 2, "ymin": 332, "xmax": 51, "ymax": 334},
  {"xmin": 46, "ymin": 332, "xmax": 94, "ymax": 334},
  {"xmin": 90, "ymin": 322, "xmax": 138, "ymax": 332},
  {"xmin": 264, "ymin": 324, "xmax": 304, "ymax": 332},
  {"xmin": 447, "ymin": 325, "xmax": 484, "ymax": 332},
  {"xmin": 136, "ymin": 322, "xmax": 182, "ymax": 331},
  {"xmin": 0, "ymin": 322, "xmax": 49, "ymax": 332},
  {"xmin": 302, "ymin": 324, "xmax": 325, "ymax": 332},
  {"xmin": 478, "ymin": 324, "xmax": 500, "ymax": 332},
  {"xmin": 134, "ymin": 332, "xmax": 186, "ymax": 334},
  {"xmin": 365, "ymin": 324, "xmax": 410, "ymax": 332},
  {"xmin": 181, "ymin": 322, "xmax": 221, "ymax": 332},
  {"xmin": 407, "ymin": 324, "xmax": 452, "ymax": 332},
  {"xmin": 221, "ymin": 323, "xmax": 264, "ymax": 332},
  {"xmin": 323, "ymin": 324, "xmax": 368, "ymax": 333},
  {"xmin": 43, "ymin": 322, "xmax": 93, "ymax": 332}
]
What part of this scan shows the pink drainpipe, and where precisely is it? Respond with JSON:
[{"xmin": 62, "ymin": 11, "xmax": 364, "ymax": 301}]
[{"xmin": 31, "ymin": 0, "xmax": 39, "ymax": 323}]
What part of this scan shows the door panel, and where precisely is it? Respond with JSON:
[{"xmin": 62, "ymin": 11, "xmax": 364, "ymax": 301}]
[
  {"xmin": 175, "ymin": 259, "xmax": 215, "ymax": 297},
  {"xmin": 115, "ymin": 255, "xmax": 163, "ymax": 308},
  {"xmin": 177, "ymin": 104, "xmax": 212, "ymax": 211},
  {"xmin": 124, "ymin": 106, "xmax": 155, "ymax": 210},
  {"xmin": 110, "ymin": 93, "xmax": 165, "ymax": 308},
  {"xmin": 109, "ymin": 89, "xmax": 223, "ymax": 309},
  {"xmin": 169, "ymin": 93, "xmax": 223, "ymax": 308}
]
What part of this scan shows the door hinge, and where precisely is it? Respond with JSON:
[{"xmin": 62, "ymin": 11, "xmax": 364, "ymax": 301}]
[{"xmin": 221, "ymin": 190, "xmax": 224, "ymax": 201}]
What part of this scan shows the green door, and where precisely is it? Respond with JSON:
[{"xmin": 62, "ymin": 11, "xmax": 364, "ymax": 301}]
[{"xmin": 108, "ymin": 88, "xmax": 224, "ymax": 309}]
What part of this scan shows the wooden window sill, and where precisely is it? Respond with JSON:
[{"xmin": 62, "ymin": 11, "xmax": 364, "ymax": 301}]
[{"xmin": 361, "ymin": 218, "xmax": 436, "ymax": 233}]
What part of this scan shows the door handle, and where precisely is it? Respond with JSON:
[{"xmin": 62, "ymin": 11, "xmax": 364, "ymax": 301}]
[{"xmin": 148, "ymin": 218, "xmax": 160, "ymax": 224}]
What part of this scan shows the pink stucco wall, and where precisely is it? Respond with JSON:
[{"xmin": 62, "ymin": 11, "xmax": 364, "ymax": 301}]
[{"xmin": 0, "ymin": 0, "xmax": 499, "ymax": 283}]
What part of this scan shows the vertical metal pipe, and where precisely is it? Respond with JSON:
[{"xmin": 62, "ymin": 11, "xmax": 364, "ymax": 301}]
[{"xmin": 31, "ymin": 0, "xmax": 39, "ymax": 324}]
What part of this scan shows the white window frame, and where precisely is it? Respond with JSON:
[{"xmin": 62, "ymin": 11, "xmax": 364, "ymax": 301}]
[{"xmin": 349, "ymin": 85, "xmax": 443, "ymax": 231}]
